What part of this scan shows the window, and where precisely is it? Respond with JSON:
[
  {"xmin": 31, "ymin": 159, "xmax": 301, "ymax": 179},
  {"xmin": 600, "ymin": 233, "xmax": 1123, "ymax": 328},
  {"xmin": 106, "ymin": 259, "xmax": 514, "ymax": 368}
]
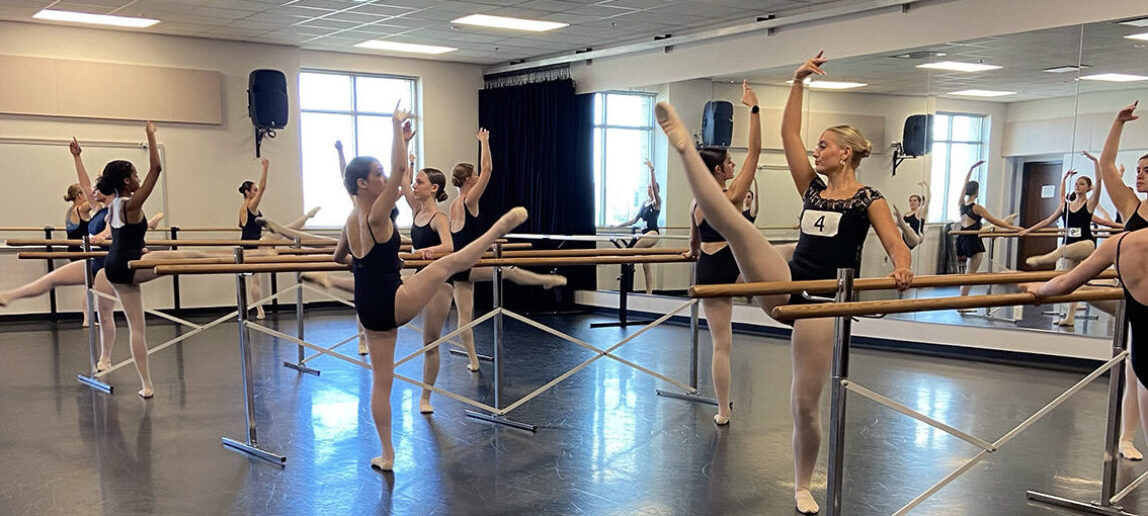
[
  {"xmin": 299, "ymin": 71, "xmax": 417, "ymax": 228},
  {"xmin": 592, "ymin": 92, "xmax": 660, "ymax": 227},
  {"xmin": 927, "ymin": 113, "xmax": 988, "ymax": 223}
]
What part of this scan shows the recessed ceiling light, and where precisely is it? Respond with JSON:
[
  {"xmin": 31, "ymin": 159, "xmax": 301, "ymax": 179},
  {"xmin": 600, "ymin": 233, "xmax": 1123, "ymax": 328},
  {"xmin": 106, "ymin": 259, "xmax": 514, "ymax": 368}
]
[
  {"xmin": 1043, "ymin": 65, "xmax": 1089, "ymax": 73},
  {"xmin": 33, "ymin": 9, "xmax": 159, "ymax": 28},
  {"xmin": 1080, "ymin": 73, "xmax": 1148, "ymax": 82},
  {"xmin": 916, "ymin": 61, "xmax": 1001, "ymax": 72},
  {"xmin": 1118, "ymin": 17, "xmax": 1148, "ymax": 27},
  {"xmin": 1125, "ymin": 32, "xmax": 1148, "ymax": 42},
  {"xmin": 786, "ymin": 79, "xmax": 867, "ymax": 90},
  {"xmin": 355, "ymin": 40, "xmax": 457, "ymax": 55},
  {"xmin": 452, "ymin": 14, "xmax": 568, "ymax": 32},
  {"xmin": 948, "ymin": 89, "xmax": 1016, "ymax": 97}
]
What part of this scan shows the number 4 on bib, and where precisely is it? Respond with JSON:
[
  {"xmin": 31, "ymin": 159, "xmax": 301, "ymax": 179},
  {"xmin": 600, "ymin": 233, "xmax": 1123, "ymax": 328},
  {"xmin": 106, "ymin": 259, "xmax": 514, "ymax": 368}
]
[{"xmin": 801, "ymin": 210, "xmax": 842, "ymax": 237}]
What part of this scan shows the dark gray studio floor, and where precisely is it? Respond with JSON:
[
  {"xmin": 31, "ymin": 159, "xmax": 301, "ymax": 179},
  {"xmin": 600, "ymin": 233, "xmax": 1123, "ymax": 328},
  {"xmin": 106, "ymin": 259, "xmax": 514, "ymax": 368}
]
[{"xmin": 1, "ymin": 307, "xmax": 1146, "ymax": 516}]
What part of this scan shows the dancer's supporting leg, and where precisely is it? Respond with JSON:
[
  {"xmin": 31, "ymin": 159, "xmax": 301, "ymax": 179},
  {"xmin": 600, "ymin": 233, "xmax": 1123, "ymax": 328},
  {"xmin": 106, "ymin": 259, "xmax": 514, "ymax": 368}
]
[
  {"xmin": 452, "ymin": 280, "xmax": 480, "ymax": 371},
  {"xmin": 634, "ymin": 231, "xmax": 658, "ymax": 294},
  {"xmin": 94, "ymin": 270, "xmax": 118, "ymax": 371},
  {"xmin": 469, "ymin": 266, "xmax": 566, "ymax": 289},
  {"xmin": 419, "ymin": 283, "xmax": 453, "ymax": 413},
  {"xmin": 705, "ymin": 295, "xmax": 734, "ymax": 423},
  {"xmin": 960, "ymin": 252, "xmax": 984, "ymax": 297},
  {"xmin": 1089, "ymin": 295, "xmax": 1143, "ymax": 459},
  {"xmin": 110, "ymin": 282, "xmax": 153, "ymax": 398},
  {"xmin": 369, "ymin": 208, "xmax": 527, "ymax": 470},
  {"xmin": 791, "ymin": 317, "xmax": 834, "ymax": 512},
  {"xmin": 654, "ymin": 101, "xmax": 791, "ymax": 309}
]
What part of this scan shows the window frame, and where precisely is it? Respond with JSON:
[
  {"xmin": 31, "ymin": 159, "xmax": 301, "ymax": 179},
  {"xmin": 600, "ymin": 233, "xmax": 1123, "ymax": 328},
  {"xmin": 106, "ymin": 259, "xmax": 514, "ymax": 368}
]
[
  {"xmin": 930, "ymin": 112, "xmax": 989, "ymax": 223},
  {"xmin": 592, "ymin": 91, "xmax": 658, "ymax": 227},
  {"xmin": 298, "ymin": 69, "xmax": 419, "ymax": 228}
]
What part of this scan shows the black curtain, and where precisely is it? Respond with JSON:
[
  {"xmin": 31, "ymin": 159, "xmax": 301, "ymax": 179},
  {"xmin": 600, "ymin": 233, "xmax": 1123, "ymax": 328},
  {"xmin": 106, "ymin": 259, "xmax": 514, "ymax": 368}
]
[{"xmin": 470, "ymin": 78, "xmax": 595, "ymax": 312}]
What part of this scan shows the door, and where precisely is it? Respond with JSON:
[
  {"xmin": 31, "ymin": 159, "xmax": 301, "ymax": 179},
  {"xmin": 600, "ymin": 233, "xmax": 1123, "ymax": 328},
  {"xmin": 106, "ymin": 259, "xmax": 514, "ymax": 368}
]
[{"xmin": 1019, "ymin": 161, "xmax": 1062, "ymax": 270}]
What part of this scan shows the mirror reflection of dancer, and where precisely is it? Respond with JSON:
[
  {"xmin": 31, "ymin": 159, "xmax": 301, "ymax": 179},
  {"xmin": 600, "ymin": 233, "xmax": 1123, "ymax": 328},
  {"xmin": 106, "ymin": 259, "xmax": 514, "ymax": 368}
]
[
  {"xmin": 683, "ymin": 81, "xmax": 760, "ymax": 428},
  {"xmin": 335, "ymin": 108, "xmax": 527, "ymax": 472},
  {"xmin": 660, "ymin": 52, "xmax": 912, "ymax": 514},
  {"xmin": 1019, "ymin": 152, "xmax": 1120, "ymax": 326},
  {"xmin": 955, "ymin": 160, "xmax": 1021, "ymax": 300},
  {"xmin": 894, "ymin": 180, "xmax": 930, "ymax": 249},
  {"xmin": 742, "ymin": 178, "xmax": 759, "ymax": 223},
  {"xmin": 612, "ymin": 159, "xmax": 661, "ymax": 294}
]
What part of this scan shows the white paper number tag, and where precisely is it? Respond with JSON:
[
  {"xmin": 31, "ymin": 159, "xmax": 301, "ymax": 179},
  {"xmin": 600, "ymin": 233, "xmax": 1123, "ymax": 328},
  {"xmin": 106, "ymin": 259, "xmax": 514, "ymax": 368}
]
[
  {"xmin": 801, "ymin": 209, "xmax": 842, "ymax": 237},
  {"xmin": 1067, "ymin": 227, "xmax": 1082, "ymax": 238}
]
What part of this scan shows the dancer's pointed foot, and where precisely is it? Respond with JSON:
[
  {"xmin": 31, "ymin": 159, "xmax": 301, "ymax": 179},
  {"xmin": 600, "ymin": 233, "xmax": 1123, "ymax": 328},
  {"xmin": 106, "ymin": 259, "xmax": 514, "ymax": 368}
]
[
  {"xmin": 543, "ymin": 275, "xmax": 567, "ymax": 290},
  {"xmin": 305, "ymin": 206, "xmax": 321, "ymax": 219},
  {"xmin": 1121, "ymin": 441, "xmax": 1143, "ymax": 461},
  {"xmin": 795, "ymin": 489, "xmax": 820, "ymax": 514},
  {"xmin": 493, "ymin": 207, "xmax": 528, "ymax": 233},
  {"xmin": 655, "ymin": 102, "xmax": 692, "ymax": 152},
  {"xmin": 370, "ymin": 456, "xmax": 393, "ymax": 472},
  {"xmin": 0, "ymin": 293, "xmax": 9, "ymax": 308},
  {"xmin": 301, "ymin": 272, "xmax": 333, "ymax": 290}
]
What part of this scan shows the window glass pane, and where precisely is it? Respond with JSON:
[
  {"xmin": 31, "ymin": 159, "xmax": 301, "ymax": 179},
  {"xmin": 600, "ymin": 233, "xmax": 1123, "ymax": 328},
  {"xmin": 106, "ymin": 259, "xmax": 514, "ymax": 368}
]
[
  {"xmin": 605, "ymin": 94, "xmax": 651, "ymax": 127},
  {"xmin": 950, "ymin": 115, "xmax": 982, "ymax": 142},
  {"xmin": 929, "ymin": 142, "xmax": 949, "ymax": 222},
  {"xmin": 602, "ymin": 128, "xmax": 651, "ymax": 225},
  {"xmin": 356, "ymin": 76, "xmax": 414, "ymax": 114},
  {"xmin": 593, "ymin": 127, "xmax": 604, "ymax": 225},
  {"xmin": 300, "ymin": 72, "xmax": 352, "ymax": 112},
  {"xmin": 950, "ymin": 142, "xmax": 982, "ymax": 191},
  {"xmin": 594, "ymin": 94, "xmax": 604, "ymax": 125},
  {"xmin": 301, "ymin": 112, "xmax": 355, "ymax": 228},
  {"xmin": 355, "ymin": 115, "xmax": 412, "ymax": 227},
  {"xmin": 932, "ymin": 114, "xmax": 949, "ymax": 141}
]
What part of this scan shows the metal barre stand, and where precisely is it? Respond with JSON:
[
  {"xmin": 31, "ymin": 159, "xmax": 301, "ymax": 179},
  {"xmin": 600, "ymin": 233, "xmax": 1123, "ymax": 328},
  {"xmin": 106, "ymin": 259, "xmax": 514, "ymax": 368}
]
[
  {"xmin": 221, "ymin": 248, "xmax": 286, "ymax": 464},
  {"xmin": 76, "ymin": 235, "xmax": 113, "ymax": 393},
  {"xmin": 283, "ymin": 236, "xmax": 320, "ymax": 375},
  {"xmin": 656, "ymin": 262, "xmax": 717, "ymax": 406},
  {"xmin": 591, "ymin": 228, "xmax": 655, "ymax": 328}
]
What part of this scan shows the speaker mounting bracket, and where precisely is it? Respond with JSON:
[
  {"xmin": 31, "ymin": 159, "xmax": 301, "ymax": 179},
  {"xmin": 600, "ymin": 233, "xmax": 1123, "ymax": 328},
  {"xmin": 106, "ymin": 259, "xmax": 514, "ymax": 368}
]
[
  {"xmin": 891, "ymin": 141, "xmax": 915, "ymax": 176},
  {"xmin": 254, "ymin": 127, "xmax": 277, "ymax": 158}
]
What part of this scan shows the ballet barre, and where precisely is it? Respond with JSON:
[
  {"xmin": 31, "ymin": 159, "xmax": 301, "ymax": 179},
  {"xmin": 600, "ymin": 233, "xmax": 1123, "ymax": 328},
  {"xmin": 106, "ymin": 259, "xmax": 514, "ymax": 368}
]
[
  {"xmin": 949, "ymin": 228, "xmax": 1124, "ymax": 236},
  {"xmin": 694, "ymin": 270, "xmax": 1131, "ymax": 516}
]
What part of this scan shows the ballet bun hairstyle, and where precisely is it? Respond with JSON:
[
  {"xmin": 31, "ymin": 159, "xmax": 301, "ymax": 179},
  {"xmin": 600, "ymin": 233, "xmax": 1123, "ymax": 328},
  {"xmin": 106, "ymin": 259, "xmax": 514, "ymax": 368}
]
[
  {"xmin": 238, "ymin": 180, "xmax": 255, "ymax": 196},
  {"xmin": 422, "ymin": 168, "xmax": 448, "ymax": 203},
  {"xmin": 344, "ymin": 156, "xmax": 379, "ymax": 195},
  {"xmin": 964, "ymin": 180, "xmax": 980, "ymax": 197},
  {"xmin": 698, "ymin": 146, "xmax": 728, "ymax": 175},
  {"xmin": 95, "ymin": 160, "xmax": 134, "ymax": 195},
  {"xmin": 64, "ymin": 183, "xmax": 83, "ymax": 202},
  {"xmin": 452, "ymin": 163, "xmax": 475, "ymax": 188},
  {"xmin": 825, "ymin": 125, "xmax": 872, "ymax": 169}
]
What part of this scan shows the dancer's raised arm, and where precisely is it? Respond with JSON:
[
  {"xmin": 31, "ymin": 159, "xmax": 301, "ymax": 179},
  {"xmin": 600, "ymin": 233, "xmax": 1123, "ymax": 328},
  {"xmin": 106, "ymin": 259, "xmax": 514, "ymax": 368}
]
[
  {"xmin": 1082, "ymin": 151, "xmax": 1104, "ymax": 213},
  {"xmin": 335, "ymin": 140, "xmax": 348, "ymax": 179},
  {"xmin": 368, "ymin": 110, "xmax": 414, "ymax": 224},
  {"xmin": 726, "ymin": 81, "xmax": 760, "ymax": 203},
  {"xmin": 1100, "ymin": 102, "xmax": 1140, "ymax": 219},
  {"xmin": 1019, "ymin": 170, "xmax": 1071, "ymax": 236},
  {"xmin": 69, "ymin": 138, "xmax": 98, "ymax": 203},
  {"xmin": 646, "ymin": 158, "xmax": 661, "ymax": 210},
  {"xmin": 247, "ymin": 158, "xmax": 269, "ymax": 214},
  {"xmin": 782, "ymin": 52, "xmax": 826, "ymax": 195},
  {"xmin": 918, "ymin": 180, "xmax": 931, "ymax": 222},
  {"xmin": 125, "ymin": 122, "xmax": 161, "ymax": 215},
  {"xmin": 464, "ymin": 128, "xmax": 493, "ymax": 210}
]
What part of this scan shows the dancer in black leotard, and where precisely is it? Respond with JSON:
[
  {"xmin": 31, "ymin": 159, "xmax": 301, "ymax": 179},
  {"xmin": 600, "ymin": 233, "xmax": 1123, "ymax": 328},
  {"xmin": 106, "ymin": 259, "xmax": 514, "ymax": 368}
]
[
  {"xmin": 684, "ymin": 81, "xmax": 761, "ymax": 428},
  {"xmin": 404, "ymin": 165, "xmax": 455, "ymax": 413},
  {"xmin": 658, "ymin": 52, "xmax": 912, "ymax": 514},
  {"xmin": 742, "ymin": 179, "xmax": 759, "ymax": 223},
  {"xmin": 337, "ymin": 108, "xmax": 527, "ymax": 472},
  {"xmin": 1019, "ymin": 152, "xmax": 1118, "ymax": 326},
  {"xmin": 239, "ymin": 158, "xmax": 269, "ymax": 319},
  {"xmin": 613, "ymin": 159, "xmax": 662, "ymax": 294},
  {"xmin": 448, "ymin": 128, "xmax": 565, "ymax": 371},
  {"xmin": 894, "ymin": 180, "xmax": 930, "ymax": 249},
  {"xmin": 955, "ymin": 161, "xmax": 1021, "ymax": 298}
]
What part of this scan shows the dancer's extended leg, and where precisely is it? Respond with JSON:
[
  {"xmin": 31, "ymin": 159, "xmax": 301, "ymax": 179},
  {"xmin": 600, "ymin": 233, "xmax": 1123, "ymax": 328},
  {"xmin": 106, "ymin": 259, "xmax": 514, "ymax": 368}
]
[
  {"xmin": 365, "ymin": 328, "xmax": 397, "ymax": 472},
  {"xmin": 469, "ymin": 266, "xmax": 565, "ymax": 289},
  {"xmin": 791, "ymin": 317, "xmax": 834, "ymax": 514},
  {"xmin": 419, "ymin": 283, "xmax": 454, "ymax": 414},
  {"xmin": 896, "ymin": 218, "xmax": 921, "ymax": 249},
  {"xmin": 0, "ymin": 260, "xmax": 88, "ymax": 308},
  {"xmin": 704, "ymin": 296, "xmax": 734, "ymax": 424},
  {"xmin": 259, "ymin": 218, "xmax": 338, "ymax": 245}
]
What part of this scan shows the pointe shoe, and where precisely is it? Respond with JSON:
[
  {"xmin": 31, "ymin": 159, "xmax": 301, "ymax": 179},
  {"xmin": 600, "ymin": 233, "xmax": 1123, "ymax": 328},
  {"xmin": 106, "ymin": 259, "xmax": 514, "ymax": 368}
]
[
  {"xmin": 467, "ymin": 362, "xmax": 480, "ymax": 372},
  {"xmin": 1055, "ymin": 317, "xmax": 1075, "ymax": 327},
  {"xmin": 1121, "ymin": 441, "xmax": 1143, "ymax": 461},
  {"xmin": 358, "ymin": 340, "xmax": 368, "ymax": 356},
  {"xmin": 0, "ymin": 295, "xmax": 9, "ymax": 308},
  {"xmin": 419, "ymin": 399, "xmax": 434, "ymax": 414},
  {"xmin": 138, "ymin": 387, "xmax": 154, "ymax": 399},
  {"xmin": 96, "ymin": 359, "xmax": 111, "ymax": 372},
  {"xmin": 305, "ymin": 206, "xmax": 321, "ymax": 219},
  {"xmin": 543, "ymin": 275, "xmax": 567, "ymax": 290},
  {"xmin": 370, "ymin": 456, "xmax": 394, "ymax": 472},
  {"xmin": 795, "ymin": 489, "xmax": 820, "ymax": 514},
  {"xmin": 655, "ymin": 102, "xmax": 692, "ymax": 152},
  {"xmin": 713, "ymin": 413, "xmax": 730, "ymax": 426},
  {"xmin": 500, "ymin": 206, "xmax": 528, "ymax": 229}
]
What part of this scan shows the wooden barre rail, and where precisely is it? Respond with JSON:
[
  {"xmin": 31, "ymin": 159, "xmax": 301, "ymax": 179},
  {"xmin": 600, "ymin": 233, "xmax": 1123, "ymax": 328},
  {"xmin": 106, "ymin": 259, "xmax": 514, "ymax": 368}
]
[
  {"xmin": 5, "ymin": 238, "xmax": 336, "ymax": 247},
  {"xmin": 949, "ymin": 229, "xmax": 1123, "ymax": 236},
  {"xmin": 771, "ymin": 288, "xmax": 1124, "ymax": 320},
  {"xmin": 689, "ymin": 270, "xmax": 1119, "ymax": 298},
  {"xmin": 153, "ymin": 254, "xmax": 695, "ymax": 275}
]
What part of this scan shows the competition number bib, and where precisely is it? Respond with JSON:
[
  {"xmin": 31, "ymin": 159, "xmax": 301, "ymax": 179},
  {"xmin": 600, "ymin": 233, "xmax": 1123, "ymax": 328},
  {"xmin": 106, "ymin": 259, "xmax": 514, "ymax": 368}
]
[
  {"xmin": 1066, "ymin": 227, "xmax": 1082, "ymax": 238},
  {"xmin": 800, "ymin": 209, "xmax": 842, "ymax": 238}
]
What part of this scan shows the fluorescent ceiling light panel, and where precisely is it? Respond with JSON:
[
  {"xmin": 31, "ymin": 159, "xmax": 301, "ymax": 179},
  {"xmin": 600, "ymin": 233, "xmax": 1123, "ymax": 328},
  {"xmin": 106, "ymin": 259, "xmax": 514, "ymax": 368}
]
[
  {"xmin": 355, "ymin": 40, "xmax": 457, "ymax": 55},
  {"xmin": 33, "ymin": 9, "xmax": 159, "ymax": 28},
  {"xmin": 785, "ymin": 79, "xmax": 866, "ymax": 89},
  {"xmin": 916, "ymin": 61, "xmax": 1001, "ymax": 72},
  {"xmin": 1080, "ymin": 73, "xmax": 1148, "ymax": 82},
  {"xmin": 948, "ymin": 89, "xmax": 1016, "ymax": 97},
  {"xmin": 1043, "ymin": 65, "xmax": 1083, "ymax": 73},
  {"xmin": 1118, "ymin": 17, "xmax": 1148, "ymax": 27},
  {"xmin": 1125, "ymin": 32, "xmax": 1148, "ymax": 41},
  {"xmin": 452, "ymin": 14, "xmax": 568, "ymax": 32}
]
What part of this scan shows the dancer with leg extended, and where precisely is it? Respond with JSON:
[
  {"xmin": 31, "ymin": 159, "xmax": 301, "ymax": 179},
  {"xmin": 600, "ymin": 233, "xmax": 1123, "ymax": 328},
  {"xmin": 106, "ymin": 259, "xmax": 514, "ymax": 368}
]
[
  {"xmin": 956, "ymin": 161, "xmax": 1021, "ymax": 298},
  {"xmin": 449, "ymin": 128, "xmax": 565, "ymax": 371},
  {"xmin": 894, "ymin": 180, "xmax": 930, "ymax": 249},
  {"xmin": 659, "ymin": 52, "xmax": 912, "ymax": 514},
  {"xmin": 1018, "ymin": 153, "xmax": 1106, "ymax": 326},
  {"xmin": 336, "ymin": 108, "xmax": 527, "ymax": 472},
  {"xmin": 613, "ymin": 158, "xmax": 662, "ymax": 294},
  {"xmin": 683, "ymin": 80, "xmax": 761, "ymax": 427}
]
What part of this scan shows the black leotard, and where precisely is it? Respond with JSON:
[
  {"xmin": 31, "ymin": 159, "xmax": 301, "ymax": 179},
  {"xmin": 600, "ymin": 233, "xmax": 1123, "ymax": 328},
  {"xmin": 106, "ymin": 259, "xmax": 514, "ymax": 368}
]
[
  {"xmin": 782, "ymin": 177, "xmax": 883, "ymax": 324},
  {"xmin": 353, "ymin": 208, "xmax": 404, "ymax": 332},
  {"xmin": 1063, "ymin": 202, "xmax": 1094, "ymax": 245},
  {"xmin": 695, "ymin": 210, "xmax": 740, "ymax": 285},
  {"xmin": 955, "ymin": 202, "xmax": 986, "ymax": 259},
  {"xmin": 637, "ymin": 203, "xmax": 660, "ymax": 233},
  {"xmin": 742, "ymin": 209, "xmax": 756, "ymax": 223},
  {"xmin": 104, "ymin": 198, "xmax": 148, "ymax": 285},
  {"xmin": 903, "ymin": 213, "xmax": 922, "ymax": 248},
  {"xmin": 1115, "ymin": 234, "xmax": 1148, "ymax": 387},
  {"xmin": 449, "ymin": 204, "xmax": 483, "ymax": 283},
  {"xmin": 88, "ymin": 206, "xmax": 109, "ymax": 275},
  {"xmin": 240, "ymin": 207, "xmax": 262, "ymax": 250},
  {"xmin": 410, "ymin": 211, "xmax": 443, "ymax": 272},
  {"xmin": 1125, "ymin": 204, "xmax": 1147, "ymax": 232},
  {"xmin": 65, "ymin": 205, "xmax": 91, "ymax": 257}
]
